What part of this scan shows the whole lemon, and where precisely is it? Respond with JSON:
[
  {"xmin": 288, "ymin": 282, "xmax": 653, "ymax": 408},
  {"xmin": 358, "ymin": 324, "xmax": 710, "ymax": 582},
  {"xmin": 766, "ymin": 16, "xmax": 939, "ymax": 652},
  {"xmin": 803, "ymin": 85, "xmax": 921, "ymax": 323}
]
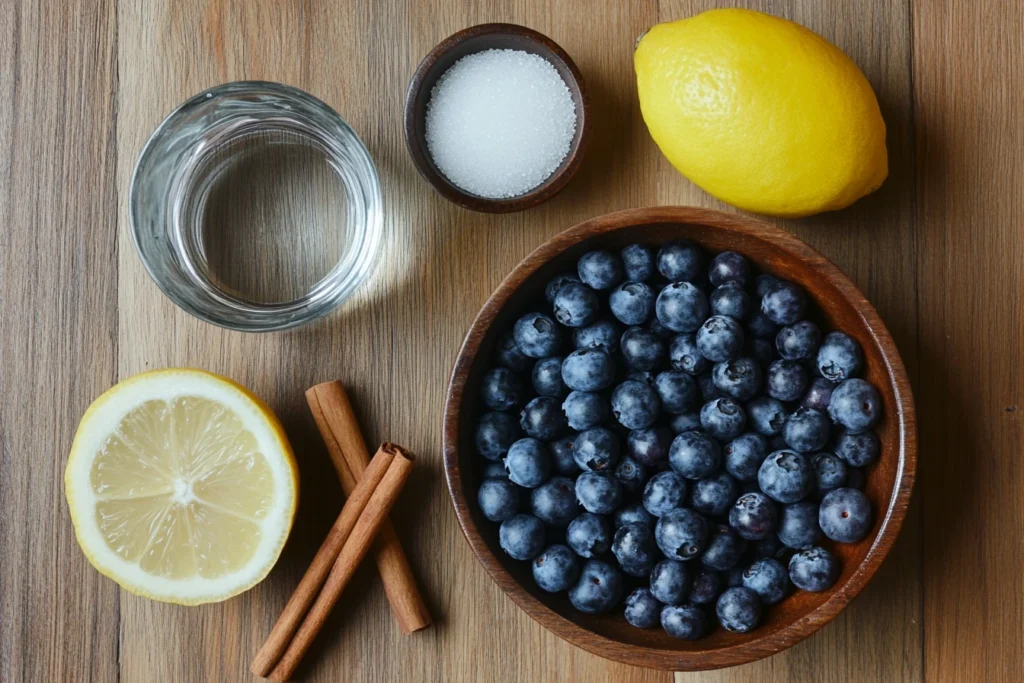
[{"xmin": 635, "ymin": 9, "xmax": 887, "ymax": 217}]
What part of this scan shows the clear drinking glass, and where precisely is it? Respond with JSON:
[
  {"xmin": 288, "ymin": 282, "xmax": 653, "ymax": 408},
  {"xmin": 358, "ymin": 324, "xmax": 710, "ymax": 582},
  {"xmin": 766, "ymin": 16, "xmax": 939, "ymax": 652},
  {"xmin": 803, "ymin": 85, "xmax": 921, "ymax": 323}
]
[{"xmin": 130, "ymin": 81, "xmax": 382, "ymax": 332}]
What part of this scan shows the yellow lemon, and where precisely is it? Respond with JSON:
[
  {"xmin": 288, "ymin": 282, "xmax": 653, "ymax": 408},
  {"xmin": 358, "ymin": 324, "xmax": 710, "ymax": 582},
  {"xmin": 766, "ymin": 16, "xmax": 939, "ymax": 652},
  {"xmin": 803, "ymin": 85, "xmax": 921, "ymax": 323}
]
[
  {"xmin": 635, "ymin": 9, "xmax": 887, "ymax": 217},
  {"xmin": 65, "ymin": 369, "xmax": 298, "ymax": 605}
]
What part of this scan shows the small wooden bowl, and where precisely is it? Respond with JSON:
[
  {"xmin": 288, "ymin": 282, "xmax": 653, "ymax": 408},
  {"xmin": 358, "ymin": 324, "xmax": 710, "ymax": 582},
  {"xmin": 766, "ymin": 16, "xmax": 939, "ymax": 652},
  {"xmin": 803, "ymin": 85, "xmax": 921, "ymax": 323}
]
[
  {"xmin": 442, "ymin": 207, "xmax": 916, "ymax": 670},
  {"xmin": 404, "ymin": 23, "xmax": 590, "ymax": 213}
]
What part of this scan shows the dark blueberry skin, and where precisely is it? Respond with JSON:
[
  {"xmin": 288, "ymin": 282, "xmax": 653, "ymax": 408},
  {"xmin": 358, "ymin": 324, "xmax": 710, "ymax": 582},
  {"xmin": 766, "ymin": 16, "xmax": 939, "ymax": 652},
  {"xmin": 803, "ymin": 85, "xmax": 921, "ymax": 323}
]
[
  {"xmin": 611, "ymin": 380, "xmax": 662, "ymax": 429},
  {"xmin": 749, "ymin": 337, "xmax": 777, "ymax": 365},
  {"xmin": 569, "ymin": 559, "xmax": 624, "ymax": 614},
  {"xmin": 620, "ymin": 327, "xmax": 667, "ymax": 371},
  {"xmin": 711, "ymin": 357, "xmax": 763, "ymax": 401},
  {"xmin": 481, "ymin": 367, "xmax": 525, "ymax": 411},
  {"xmin": 834, "ymin": 429, "xmax": 881, "ymax": 467},
  {"xmin": 614, "ymin": 456, "xmax": 647, "ymax": 494},
  {"xmin": 783, "ymin": 407, "xmax": 831, "ymax": 453},
  {"xmin": 655, "ymin": 508, "xmax": 709, "ymax": 560},
  {"xmin": 846, "ymin": 466, "xmax": 866, "ymax": 490},
  {"xmin": 701, "ymin": 524, "xmax": 748, "ymax": 571},
  {"xmin": 505, "ymin": 438, "xmax": 551, "ymax": 488},
  {"xmin": 477, "ymin": 478, "xmax": 520, "ymax": 522},
  {"xmin": 755, "ymin": 274, "xmax": 782, "ymax": 298},
  {"xmin": 655, "ymin": 282, "xmax": 710, "ymax": 333},
  {"xmin": 670, "ymin": 412, "xmax": 702, "ymax": 434},
  {"xmin": 710, "ymin": 282, "xmax": 753, "ymax": 320},
  {"xmin": 647, "ymin": 316, "xmax": 675, "ymax": 341},
  {"xmin": 531, "ymin": 356, "xmax": 566, "ymax": 398},
  {"xmin": 520, "ymin": 397, "xmax": 568, "ymax": 440},
  {"xmin": 531, "ymin": 477, "xmax": 579, "ymax": 526},
  {"xmin": 669, "ymin": 430, "xmax": 722, "ymax": 479},
  {"xmin": 777, "ymin": 501, "xmax": 823, "ymax": 549},
  {"xmin": 816, "ymin": 331, "xmax": 864, "ymax": 382},
  {"xmin": 696, "ymin": 315, "xmax": 745, "ymax": 362},
  {"xmin": 544, "ymin": 273, "xmax": 581, "ymax": 306},
  {"xmin": 621, "ymin": 244, "xmax": 656, "ymax": 282},
  {"xmin": 758, "ymin": 450, "xmax": 814, "ymax": 503},
  {"xmin": 578, "ymin": 250, "xmax": 624, "ymax": 291},
  {"xmin": 548, "ymin": 436, "xmax": 580, "ymax": 476},
  {"xmin": 567, "ymin": 512, "xmax": 611, "ymax": 558},
  {"xmin": 725, "ymin": 566, "xmax": 746, "ymax": 587},
  {"xmin": 653, "ymin": 371, "xmax": 698, "ymax": 414},
  {"xmin": 657, "ymin": 240, "xmax": 705, "ymax": 282},
  {"xmin": 661, "ymin": 603, "xmax": 707, "ymax": 639},
  {"xmin": 812, "ymin": 452, "xmax": 848, "ymax": 498},
  {"xmin": 747, "ymin": 310, "xmax": 780, "ymax": 340},
  {"xmin": 750, "ymin": 534, "xmax": 784, "ymax": 560},
  {"xmin": 609, "ymin": 282, "xmax": 655, "ymax": 325},
  {"xmin": 708, "ymin": 251, "xmax": 751, "ymax": 287},
  {"xmin": 475, "ymin": 411, "xmax": 522, "ymax": 460},
  {"xmin": 789, "ymin": 546, "xmax": 839, "ymax": 591},
  {"xmin": 650, "ymin": 559, "xmax": 692, "ymax": 605},
  {"xmin": 767, "ymin": 433, "xmax": 789, "ymax": 452},
  {"xmin": 513, "ymin": 312, "xmax": 563, "ymax": 358},
  {"xmin": 553, "ymin": 281, "xmax": 600, "ymax": 328},
  {"xmin": 700, "ymin": 398, "xmax": 747, "ymax": 441},
  {"xmin": 761, "ymin": 280, "xmax": 807, "ymax": 325},
  {"xmin": 575, "ymin": 472, "xmax": 623, "ymax": 514},
  {"xmin": 643, "ymin": 471, "xmax": 688, "ymax": 517},
  {"xmin": 775, "ymin": 320, "xmax": 821, "ymax": 361},
  {"xmin": 624, "ymin": 588, "xmax": 662, "ymax": 628},
  {"xmin": 724, "ymin": 433, "xmax": 769, "ymax": 482},
  {"xmin": 562, "ymin": 391, "xmax": 609, "ymax": 431},
  {"xmin": 690, "ymin": 472, "xmax": 740, "ymax": 517},
  {"xmin": 532, "ymin": 544, "xmax": 580, "ymax": 592},
  {"xmin": 716, "ymin": 586, "xmax": 761, "ymax": 633},
  {"xmin": 669, "ymin": 333, "xmax": 711, "ymax": 375},
  {"xmin": 819, "ymin": 488, "xmax": 873, "ymax": 542},
  {"xmin": 572, "ymin": 427, "xmax": 621, "ymax": 472},
  {"xmin": 696, "ymin": 372, "xmax": 725, "ymax": 402},
  {"xmin": 801, "ymin": 377, "xmax": 837, "ymax": 413},
  {"xmin": 573, "ymin": 318, "xmax": 622, "ymax": 353},
  {"xmin": 561, "ymin": 348, "xmax": 616, "ymax": 392},
  {"xmin": 483, "ymin": 462, "xmax": 510, "ymax": 480},
  {"xmin": 742, "ymin": 558, "xmax": 788, "ymax": 605},
  {"xmin": 626, "ymin": 369, "xmax": 656, "ymax": 385},
  {"xmin": 689, "ymin": 567, "xmax": 723, "ymax": 604},
  {"xmin": 612, "ymin": 522, "xmax": 659, "ymax": 577},
  {"xmin": 828, "ymin": 379, "xmax": 882, "ymax": 431},
  {"xmin": 499, "ymin": 514, "xmax": 545, "ymax": 560},
  {"xmin": 615, "ymin": 501, "xmax": 654, "ymax": 529},
  {"xmin": 747, "ymin": 396, "xmax": 788, "ymax": 436},
  {"xmin": 627, "ymin": 426, "xmax": 673, "ymax": 467},
  {"xmin": 729, "ymin": 492, "xmax": 779, "ymax": 541},
  {"xmin": 496, "ymin": 331, "xmax": 534, "ymax": 373},
  {"xmin": 766, "ymin": 359, "xmax": 810, "ymax": 402}
]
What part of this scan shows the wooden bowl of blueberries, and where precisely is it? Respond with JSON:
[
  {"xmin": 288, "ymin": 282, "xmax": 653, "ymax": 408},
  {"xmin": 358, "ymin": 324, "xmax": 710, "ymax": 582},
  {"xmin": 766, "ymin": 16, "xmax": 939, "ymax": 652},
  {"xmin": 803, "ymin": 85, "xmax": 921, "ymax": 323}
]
[{"xmin": 442, "ymin": 206, "xmax": 916, "ymax": 670}]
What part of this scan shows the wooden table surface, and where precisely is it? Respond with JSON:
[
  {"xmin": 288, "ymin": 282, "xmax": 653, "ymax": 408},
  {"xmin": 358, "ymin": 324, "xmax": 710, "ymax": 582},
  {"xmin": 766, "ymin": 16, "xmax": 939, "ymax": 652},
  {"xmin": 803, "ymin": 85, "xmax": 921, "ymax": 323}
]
[{"xmin": 2, "ymin": 1, "xmax": 1021, "ymax": 681}]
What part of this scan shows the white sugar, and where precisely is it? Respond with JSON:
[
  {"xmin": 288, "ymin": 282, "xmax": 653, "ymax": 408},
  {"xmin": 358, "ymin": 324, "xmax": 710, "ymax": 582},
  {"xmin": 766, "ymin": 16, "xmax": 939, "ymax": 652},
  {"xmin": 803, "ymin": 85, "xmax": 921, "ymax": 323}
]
[{"xmin": 424, "ymin": 49, "xmax": 577, "ymax": 199}]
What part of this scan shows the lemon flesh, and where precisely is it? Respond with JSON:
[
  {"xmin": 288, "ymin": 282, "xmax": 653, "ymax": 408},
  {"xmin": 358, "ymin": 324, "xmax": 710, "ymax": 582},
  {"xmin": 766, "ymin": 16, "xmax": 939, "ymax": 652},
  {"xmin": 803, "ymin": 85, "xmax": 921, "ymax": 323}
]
[{"xmin": 635, "ymin": 9, "xmax": 888, "ymax": 217}]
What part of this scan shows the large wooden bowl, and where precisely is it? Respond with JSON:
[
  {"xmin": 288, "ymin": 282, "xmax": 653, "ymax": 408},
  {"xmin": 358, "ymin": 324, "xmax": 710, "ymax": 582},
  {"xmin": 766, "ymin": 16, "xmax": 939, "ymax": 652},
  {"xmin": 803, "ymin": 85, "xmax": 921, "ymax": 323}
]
[{"xmin": 442, "ymin": 207, "xmax": 916, "ymax": 670}]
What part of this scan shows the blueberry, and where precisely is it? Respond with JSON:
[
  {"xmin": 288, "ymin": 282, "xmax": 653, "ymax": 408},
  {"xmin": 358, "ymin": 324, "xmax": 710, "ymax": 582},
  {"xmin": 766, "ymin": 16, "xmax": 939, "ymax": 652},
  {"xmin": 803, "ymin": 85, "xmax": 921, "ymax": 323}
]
[
  {"xmin": 696, "ymin": 372, "xmax": 725, "ymax": 402},
  {"xmin": 627, "ymin": 426, "xmax": 673, "ymax": 467},
  {"xmin": 716, "ymin": 586, "xmax": 761, "ymax": 633},
  {"xmin": 624, "ymin": 588, "xmax": 662, "ymax": 628},
  {"xmin": 620, "ymin": 327, "xmax": 667, "ymax": 371},
  {"xmin": 812, "ymin": 452, "xmax": 848, "ymax": 498},
  {"xmin": 690, "ymin": 472, "xmax": 740, "ymax": 517},
  {"xmin": 669, "ymin": 430, "xmax": 722, "ymax": 479},
  {"xmin": 654, "ymin": 371, "xmax": 698, "ymax": 414},
  {"xmin": 614, "ymin": 456, "xmax": 647, "ymax": 494},
  {"xmin": 710, "ymin": 282, "xmax": 753, "ymax": 320},
  {"xmin": 567, "ymin": 512, "xmax": 611, "ymax": 558},
  {"xmin": 767, "ymin": 433, "xmax": 789, "ymax": 452},
  {"xmin": 573, "ymin": 318, "xmax": 622, "ymax": 353},
  {"xmin": 649, "ymin": 559, "xmax": 691, "ymax": 605},
  {"xmin": 816, "ymin": 331, "xmax": 864, "ymax": 382},
  {"xmin": 749, "ymin": 337, "xmax": 777, "ymax": 365},
  {"xmin": 819, "ymin": 488, "xmax": 873, "ymax": 542},
  {"xmin": 545, "ymin": 273, "xmax": 581, "ymax": 305},
  {"xmin": 801, "ymin": 377, "xmax": 837, "ymax": 413},
  {"xmin": 766, "ymin": 359, "xmax": 810, "ymax": 402},
  {"xmin": 520, "ymin": 397, "xmax": 568, "ymax": 440},
  {"xmin": 747, "ymin": 396, "xmax": 788, "ymax": 436},
  {"xmin": 828, "ymin": 379, "xmax": 882, "ymax": 431},
  {"xmin": 575, "ymin": 472, "xmax": 623, "ymax": 514},
  {"xmin": 747, "ymin": 311, "xmax": 780, "ymax": 340},
  {"xmin": 483, "ymin": 462, "xmax": 510, "ymax": 480},
  {"xmin": 711, "ymin": 357, "xmax": 762, "ymax": 401},
  {"xmin": 708, "ymin": 251, "xmax": 751, "ymax": 287},
  {"xmin": 513, "ymin": 312, "xmax": 563, "ymax": 358},
  {"xmin": 611, "ymin": 380, "xmax": 662, "ymax": 429},
  {"xmin": 561, "ymin": 348, "xmax": 616, "ymax": 392},
  {"xmin": 531, "ymin": 356, "xmax": 567, "ymax": 398},
  {"xmin": 481, "ymin": 367, "xmax": 525, "ymax": 411},
  {"xmin": 774, "ymin": 320, "xmax": 820, "ymax": 361},
  {"xmin": 562, "ymin": 391, "xmax": 609, "ymax": 431},
  {"xmin": 700, "ymin": 398, "xmax": 747, "ymax": 441},
  {"xmin": 782, "ymin": 407, "xmax": 831, "ymax": 453},
  {"xmin": 626, "ymin": 370, "xmax": 656, "ymax": 385},
  {"xmin": 729, "ymin": 492, "xmax": 778, "ymax": 540},
  {"xmin": 761, "ymin": 280, "xmax": 807, "ymax": 325},
  {"xmin": 496, "ymin": 331, "xmax": 533, "ymax": 373},
  {"xmin": 578, "ymin": 250, "xmax": 623, "ymax": 290},
  {"xmin": 475, "ymin": 411, "xmax": 521, "ymax": 460},
  {"xmin": 553, "ymin": 280, "xmax": 601, "ymax": 328},
  {"xmin": 724, "ymin": 433, "xmax": 769, "ymax": 482},
  {"xmin": 531, "ymin": 477, "xmax": 579, "ymax": 526},
  {"xmin": 657, "ymin": 240, "xmax": 705, "ymax": 282},
  {"xmin": 609, "ymin": 282, "xmax": 655, "ymax": 325},
  {"xmin": 572, "ymin": 427, "xmax": 621, "ymax": 472},
  {"xmin": 834, "ymin": 430, "xmax": 881, "ymax": 467},
  {"xmin": 701, "ymin": 524, "xmax": 748, "ymax": 571},
  {"xmin": 643, "ymin": 470, "xmax": 688, "ymax": 517},
  {"xmin": 670, "ymin": 412, "xmax": 702, "ymax": 434},
  {"xmin": 758, "ymin": 450, "xmax": 814, "ymax": 503},
  {"xmin": 777, "ymin": 501, "xmax": 822, "ymax": 549},
  {"xmin": 621, "ymin": 244, "xmax": 656, "ymax": 282},
  {"xmin": 789, "ymin": 546, "xmax": 839, "ymax": 591},
  {"xmin": 696, "ymin": 315, "xmax": 745, "ymax": 362},
  {"xmin": 647, "ymin": 316, "xmax": 674, "ymax": 341},
  {"xmin": 750, "ymin": 534, "xmax": 784, "ymax": 560},
  {"xmin": 669, "ymin": 333, "xmax": 711, "ymax": 375},
  {"xmin": 661, "ymin": 603, "xmax": 706, "ymax": 639},
  {"xmin": 655, "ymin": 508, "xmax": 709, "ymax": 560},
  {"xmin": 742, "ymin": 558, "xmax": 788, "ymax": 605},
  {"xmin": 725, "ymin": 566, "xmax": 746, "ymax": 587},
  {"xmin": 614, "ymin": 501, "xmax": 654, "ymax": 529},
  {"xmin": 477, "ymin": 478, "xmax": 520, "ymax": 522},
  {"xmin": 655, "ymin": 282, "xmax": 710, "ymax": 333},
  {"xmin": 532, "ymin": 544, "xmax": 580, "ymax": 592},
  {"xmin": 689, "ymin": 567, "xmax": 724, "ymax": 604},
  {"xmin": 568, "ymin": 559, "xmax": 624, "ymax": 614},
  {"xmin": 548, "ymin": 436, "xmax": 580, "ymax": 476},
  {"xmin": 499, "ymin": 514, "xmax": 545, "ymax": 560},
  {"xmin": 505, "ymin": 438, "xmax": 551, "ymax": 488},
  {"xmin": 612, "ymin": 522, "xmax": 659, "ymax": 577},
  {"xmin": 754, "ymin": 274, "xmax": 782, "ymax": 298}
]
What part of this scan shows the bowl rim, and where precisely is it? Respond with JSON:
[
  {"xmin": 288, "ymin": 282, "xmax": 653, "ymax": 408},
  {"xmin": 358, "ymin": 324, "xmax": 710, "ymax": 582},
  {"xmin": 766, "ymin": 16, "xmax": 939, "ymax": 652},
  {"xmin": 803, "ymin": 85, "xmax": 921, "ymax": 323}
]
[{"xmin": 441, "ymin": 206, "xmax": 917, "ymax": 670}]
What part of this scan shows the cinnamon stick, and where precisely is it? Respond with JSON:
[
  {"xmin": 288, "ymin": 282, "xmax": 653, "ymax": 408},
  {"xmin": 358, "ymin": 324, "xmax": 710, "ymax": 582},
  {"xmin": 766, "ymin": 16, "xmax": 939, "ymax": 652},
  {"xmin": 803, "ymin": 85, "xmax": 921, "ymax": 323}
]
[{"xmin": 305, "ymin": 381, "xmax": 431, "ymax": 633}]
